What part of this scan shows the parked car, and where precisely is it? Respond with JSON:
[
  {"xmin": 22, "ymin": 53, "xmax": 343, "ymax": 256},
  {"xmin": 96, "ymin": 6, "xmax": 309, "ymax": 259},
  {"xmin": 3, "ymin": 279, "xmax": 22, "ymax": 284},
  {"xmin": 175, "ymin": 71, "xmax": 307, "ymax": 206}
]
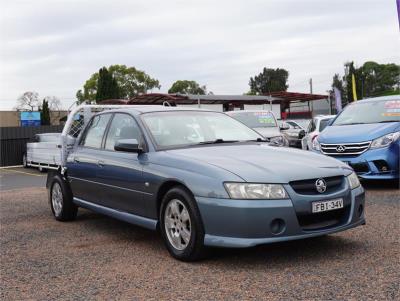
[
  {"xmin": 279, "ymin": 120, "xmax": 306, "ymax": 148},
  {"xmin": 288, "ymin": 119, "xmax": 311, "ymax": 130},
  {"xmin": 47, "ymin": 105, "xmax": 365, "ymax": 261},
  {"xmin": 312, "ymin": 95, "xmax": 400, "ymax": 180},
  {"xmin": 226, "ymin": 110, "xmax": 289, "ymax": 146},
  {"xmin": 23, "ymin": 133, "xmax": 62, "ymax": 172},
  {"xmin": 301, "ymin": 115, "xmax": 336, "ymax": 150}
]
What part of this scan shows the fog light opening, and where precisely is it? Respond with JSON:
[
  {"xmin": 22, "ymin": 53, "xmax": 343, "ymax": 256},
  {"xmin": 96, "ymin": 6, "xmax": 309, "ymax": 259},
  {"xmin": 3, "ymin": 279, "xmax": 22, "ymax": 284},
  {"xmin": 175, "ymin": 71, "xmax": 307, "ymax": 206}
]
[
  {"xmin": 270, "ymin": 218, "xmax": 286, "ymax": 235},
  {"xmin": 358, "ymin": 204, "xmax": 364, "ymax": 218}
]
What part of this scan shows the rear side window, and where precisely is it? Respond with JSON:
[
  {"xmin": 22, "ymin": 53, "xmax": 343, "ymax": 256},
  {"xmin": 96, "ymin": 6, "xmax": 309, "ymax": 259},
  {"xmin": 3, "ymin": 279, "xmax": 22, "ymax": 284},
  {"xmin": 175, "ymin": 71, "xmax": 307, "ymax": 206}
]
[
  {"xmin": 104, "ymin": 113, "xmax": 141, "ymax": 150},
  {"xmin": 81, "ymin": 114, "xmax": 112, "ymax": 148}
]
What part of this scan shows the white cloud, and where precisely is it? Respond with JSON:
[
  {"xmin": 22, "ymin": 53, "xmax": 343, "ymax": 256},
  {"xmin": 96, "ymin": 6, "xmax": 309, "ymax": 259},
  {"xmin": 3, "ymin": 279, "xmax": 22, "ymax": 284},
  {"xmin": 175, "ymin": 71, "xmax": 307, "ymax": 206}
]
[{"xmin": 0, "ymin": 0, "xmax": 399, "ymax": 109}]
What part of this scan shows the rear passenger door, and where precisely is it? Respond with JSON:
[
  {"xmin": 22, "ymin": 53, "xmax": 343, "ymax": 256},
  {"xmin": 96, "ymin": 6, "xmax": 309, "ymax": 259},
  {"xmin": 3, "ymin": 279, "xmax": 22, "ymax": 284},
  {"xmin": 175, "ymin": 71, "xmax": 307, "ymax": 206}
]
[
  {"xmin": 94, "ymin": 113, "xmax": 148, "ymax": 216},
  {"xmin": 67, "ymin": 113, "xmax": 112, "ymax": 205}
]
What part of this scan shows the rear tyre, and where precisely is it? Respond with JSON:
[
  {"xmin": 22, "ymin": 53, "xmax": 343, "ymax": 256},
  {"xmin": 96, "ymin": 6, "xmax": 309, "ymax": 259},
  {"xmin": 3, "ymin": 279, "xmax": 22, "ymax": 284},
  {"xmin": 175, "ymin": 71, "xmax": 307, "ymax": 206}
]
[
  {"xmin": 160, "ymin": 186, "xmax": 206, "ymax": 261},
  {"xmin": 22, "ymin": 153, "xmax": 28, "ymax": 168},
  {"xmin": 48, "ymin": 173, "xmax": 78, "ymax": 221}
]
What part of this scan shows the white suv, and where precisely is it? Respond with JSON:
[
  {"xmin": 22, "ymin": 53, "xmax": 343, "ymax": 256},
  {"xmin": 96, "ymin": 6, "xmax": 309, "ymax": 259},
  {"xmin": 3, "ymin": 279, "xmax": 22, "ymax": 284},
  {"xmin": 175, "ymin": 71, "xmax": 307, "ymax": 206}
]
[{"xmin": 301, "ymin": 115, "xmax": 336, "ymax": 150}]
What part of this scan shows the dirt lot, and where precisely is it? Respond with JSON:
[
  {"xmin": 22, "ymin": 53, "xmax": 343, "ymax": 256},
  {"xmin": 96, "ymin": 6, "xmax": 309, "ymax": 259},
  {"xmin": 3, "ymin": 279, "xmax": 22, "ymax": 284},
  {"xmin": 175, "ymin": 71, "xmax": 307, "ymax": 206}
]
[{"xmin": 0, "ymin": 176, "xmax": 399, "ymax": 300}]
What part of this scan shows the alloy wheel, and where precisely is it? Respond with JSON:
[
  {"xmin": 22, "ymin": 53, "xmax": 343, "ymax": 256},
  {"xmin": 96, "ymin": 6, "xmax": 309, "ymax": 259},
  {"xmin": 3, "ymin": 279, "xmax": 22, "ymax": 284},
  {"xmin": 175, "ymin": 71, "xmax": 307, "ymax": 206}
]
[{"xmin": 164, "ymin": 199, "xmax": 192, "ymax": 251}]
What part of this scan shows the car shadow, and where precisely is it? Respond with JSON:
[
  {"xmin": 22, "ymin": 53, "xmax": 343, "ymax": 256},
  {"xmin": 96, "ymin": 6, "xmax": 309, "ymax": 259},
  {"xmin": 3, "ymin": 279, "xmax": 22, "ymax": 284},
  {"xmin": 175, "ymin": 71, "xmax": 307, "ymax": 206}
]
[
  {"xmin": 73, "ymin": 209, "xmax": 365, "ymax": 265},
  {"xmin": 205, "ymin": 235, "xmax": 364, "ymax": 265}
]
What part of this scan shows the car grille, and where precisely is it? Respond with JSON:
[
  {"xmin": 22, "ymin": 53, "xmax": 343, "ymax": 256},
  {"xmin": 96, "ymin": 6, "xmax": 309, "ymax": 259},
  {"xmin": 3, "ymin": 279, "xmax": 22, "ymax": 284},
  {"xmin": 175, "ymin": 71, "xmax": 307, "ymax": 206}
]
[
  {"xmin": 290, "ymin": 176, "xmax": 344, "ymax": 195},
  {"xmin": 298, "ymin": 205, "xmax": 350, "ymax": 231},
  {"xmin": 320, "ymin": 141, "xmax": 371, "ymax": 156}
]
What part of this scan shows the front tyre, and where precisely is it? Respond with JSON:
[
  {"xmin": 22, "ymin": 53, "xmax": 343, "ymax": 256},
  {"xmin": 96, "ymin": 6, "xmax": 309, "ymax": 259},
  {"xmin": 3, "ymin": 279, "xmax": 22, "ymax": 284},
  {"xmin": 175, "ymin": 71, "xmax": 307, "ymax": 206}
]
[
  {"xmin": 48, "ymin": 174, "xmax": 78, "ymax": 221},
  {"xmin": 160, "ymin": 187, "xmax": 206, "ymax": 261}
]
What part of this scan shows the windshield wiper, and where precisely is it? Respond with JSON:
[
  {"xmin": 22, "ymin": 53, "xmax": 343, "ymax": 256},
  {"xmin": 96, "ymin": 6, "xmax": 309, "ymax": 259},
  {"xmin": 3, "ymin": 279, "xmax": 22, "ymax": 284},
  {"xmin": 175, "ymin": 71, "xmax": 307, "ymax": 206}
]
[
  {"xmin": 197, "ymin": 139, "xmax": 239, "ymax": 145},
  {"xmin": 337, "ymin": 122, "xmax": 366, "ymax": 126},
  {"xmin": 378, "ymin": 120, "xmax": 399, "ymax": 123},
  {"xmin": 246, "ymin": 138, "xmax": 268, "ymax": 142}
]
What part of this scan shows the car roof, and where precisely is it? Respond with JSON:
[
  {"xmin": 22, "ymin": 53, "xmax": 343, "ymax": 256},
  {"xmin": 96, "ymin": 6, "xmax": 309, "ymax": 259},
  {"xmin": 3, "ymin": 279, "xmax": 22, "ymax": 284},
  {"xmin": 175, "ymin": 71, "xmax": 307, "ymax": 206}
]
[
  {"xmin": 314, "ymin": 115, "xmax": 336, "ymax": 121},
  {"xmin": 357, "ymin": 95, "xmax": 400, "ymax": 103},
  {"xmin": 227, "ymin": 110, "xmax": 273, "ymax": 114}
]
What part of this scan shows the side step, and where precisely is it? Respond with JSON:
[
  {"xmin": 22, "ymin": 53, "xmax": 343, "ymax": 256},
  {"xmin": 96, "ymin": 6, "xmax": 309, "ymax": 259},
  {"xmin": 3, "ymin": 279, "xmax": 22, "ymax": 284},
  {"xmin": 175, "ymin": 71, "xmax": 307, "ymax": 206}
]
[{"xmin": 73, "ymin": 197, "xmax": 157, "ymax": 230}]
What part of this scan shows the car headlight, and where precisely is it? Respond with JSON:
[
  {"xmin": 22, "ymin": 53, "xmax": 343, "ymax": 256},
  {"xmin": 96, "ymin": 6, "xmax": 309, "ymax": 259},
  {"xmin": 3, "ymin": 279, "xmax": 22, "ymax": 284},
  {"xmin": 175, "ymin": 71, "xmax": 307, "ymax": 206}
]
[
  {"xmin": 370, "ymin": 132, "xmax": 400, "ymax": 149},
  {"xmin": 347, "ymin": 172, "xmax": 360, "ymax": 189},
  {"xmin": 312, "ymin": 138, "xmax": 321, "ymax": 151},
  {"xmin": 269, "ymin": 135, "xmax": 286, "ymax": 146},
  {"xmin": 224, "ymin": 183, "xmax": 288, "ymax": 199}
]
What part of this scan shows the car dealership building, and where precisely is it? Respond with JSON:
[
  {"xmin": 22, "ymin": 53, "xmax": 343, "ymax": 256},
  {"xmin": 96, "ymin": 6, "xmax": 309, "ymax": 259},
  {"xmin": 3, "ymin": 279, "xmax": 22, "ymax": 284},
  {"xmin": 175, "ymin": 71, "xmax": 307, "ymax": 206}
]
[{"xmin": 125, "ymin": 91, "xmax": 331, "ymax": 120}]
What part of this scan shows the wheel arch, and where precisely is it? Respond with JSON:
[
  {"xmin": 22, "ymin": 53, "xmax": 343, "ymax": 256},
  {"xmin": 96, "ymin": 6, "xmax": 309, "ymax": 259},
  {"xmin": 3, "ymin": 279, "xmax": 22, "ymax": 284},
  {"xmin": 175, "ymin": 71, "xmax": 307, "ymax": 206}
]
[{"xmin": 155, "ymin": 180, "xmax": 194, "ymax": 218}]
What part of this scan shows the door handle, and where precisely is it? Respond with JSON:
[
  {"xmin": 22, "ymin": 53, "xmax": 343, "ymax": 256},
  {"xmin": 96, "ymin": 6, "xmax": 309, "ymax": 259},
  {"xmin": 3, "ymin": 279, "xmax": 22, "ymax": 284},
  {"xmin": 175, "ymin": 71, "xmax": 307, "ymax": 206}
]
[{"xmin": 97, "ymin": 160, "xmax": 105, "ymax": 167}]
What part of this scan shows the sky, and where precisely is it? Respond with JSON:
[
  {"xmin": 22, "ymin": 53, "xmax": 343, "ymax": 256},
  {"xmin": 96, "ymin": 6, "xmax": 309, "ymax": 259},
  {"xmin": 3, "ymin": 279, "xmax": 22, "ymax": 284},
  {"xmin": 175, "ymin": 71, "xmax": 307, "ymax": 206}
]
[{"xmin": 1, "ymin": 0, "xmax": 399, "ymax": 110}]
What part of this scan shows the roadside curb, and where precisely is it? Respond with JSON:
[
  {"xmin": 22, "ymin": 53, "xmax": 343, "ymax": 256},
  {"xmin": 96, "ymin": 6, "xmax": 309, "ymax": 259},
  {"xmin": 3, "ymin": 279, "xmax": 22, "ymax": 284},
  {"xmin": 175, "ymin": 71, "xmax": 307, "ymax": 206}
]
[{"xmin": 0, "ymin": 165, "xmax": 23, "ymax": 169}]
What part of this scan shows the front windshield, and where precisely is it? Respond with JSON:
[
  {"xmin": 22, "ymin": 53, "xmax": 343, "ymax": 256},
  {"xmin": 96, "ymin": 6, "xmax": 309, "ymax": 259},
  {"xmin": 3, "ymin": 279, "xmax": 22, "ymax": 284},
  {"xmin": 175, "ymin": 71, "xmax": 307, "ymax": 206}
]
[
  {"xmin": 333, "ymin": 99, "xmax": 400, "ymax": 125},
  {"xmin": 142, "ymin": 111, "xmax": 262, "ymax": 149},
  {"xmin": 286, "ymin": 121, "xmax": 302, "ymax": 129},
  {"xmin": 228, "ymin": 111, "xmax": 277, "ymax": 128}
]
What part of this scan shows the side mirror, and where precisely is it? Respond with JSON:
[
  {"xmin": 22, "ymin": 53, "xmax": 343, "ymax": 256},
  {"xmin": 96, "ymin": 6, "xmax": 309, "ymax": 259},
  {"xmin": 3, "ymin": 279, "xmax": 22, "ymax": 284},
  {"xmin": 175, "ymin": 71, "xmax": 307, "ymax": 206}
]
[{"xmin": 114, "ymin": 139, "xmax": 142, "ymax": 153}]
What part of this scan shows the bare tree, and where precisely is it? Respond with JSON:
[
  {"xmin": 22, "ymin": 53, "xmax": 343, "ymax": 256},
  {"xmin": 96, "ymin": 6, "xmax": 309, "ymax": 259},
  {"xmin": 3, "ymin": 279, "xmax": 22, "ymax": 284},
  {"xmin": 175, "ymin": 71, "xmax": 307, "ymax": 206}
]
[
  {"xmin": 44, "ymin": 95, "xmax": 62, "ymax": 111},
  {"xmin": 15, "ymin": 91, "xmax": 40, "ymax": 111}
]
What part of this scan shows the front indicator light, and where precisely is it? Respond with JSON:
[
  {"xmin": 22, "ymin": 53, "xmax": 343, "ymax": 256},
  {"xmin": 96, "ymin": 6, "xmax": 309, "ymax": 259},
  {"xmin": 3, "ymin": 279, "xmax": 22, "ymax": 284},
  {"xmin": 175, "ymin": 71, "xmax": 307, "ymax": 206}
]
[
  {"xmin": 347, "ymin": 172, "xmax": 361, "ymax": 189},
  {"xmin": 224, "ymin": 183, "xmax": 288, "ymax": 199},
  {"xmin": 312, "ymin": 137, "xmax": 321, "ymax": 151}
]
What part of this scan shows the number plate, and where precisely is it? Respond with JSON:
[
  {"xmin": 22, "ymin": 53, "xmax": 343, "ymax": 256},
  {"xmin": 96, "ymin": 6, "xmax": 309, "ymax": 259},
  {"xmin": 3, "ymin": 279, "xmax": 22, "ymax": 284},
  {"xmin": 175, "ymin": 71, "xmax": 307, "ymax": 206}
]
[{"xmin": 312, "ymin": 198, "xmax": 344, "ymax": 213}]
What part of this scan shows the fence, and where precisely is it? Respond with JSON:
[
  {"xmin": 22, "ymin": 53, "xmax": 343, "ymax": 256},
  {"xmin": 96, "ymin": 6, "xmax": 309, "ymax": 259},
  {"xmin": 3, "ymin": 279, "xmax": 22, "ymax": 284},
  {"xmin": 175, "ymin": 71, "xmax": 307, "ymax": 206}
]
[{"xmin": 0, "ymin": 125, "xmax": 64, "ymax": 167}]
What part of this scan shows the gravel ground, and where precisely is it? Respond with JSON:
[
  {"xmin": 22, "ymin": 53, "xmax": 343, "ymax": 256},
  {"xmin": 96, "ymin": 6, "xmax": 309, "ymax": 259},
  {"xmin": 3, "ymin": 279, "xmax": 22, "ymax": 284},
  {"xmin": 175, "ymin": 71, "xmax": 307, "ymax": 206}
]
[{"xmin": 1, "ymin": 185, "xmax": 399, "ymax": 300}]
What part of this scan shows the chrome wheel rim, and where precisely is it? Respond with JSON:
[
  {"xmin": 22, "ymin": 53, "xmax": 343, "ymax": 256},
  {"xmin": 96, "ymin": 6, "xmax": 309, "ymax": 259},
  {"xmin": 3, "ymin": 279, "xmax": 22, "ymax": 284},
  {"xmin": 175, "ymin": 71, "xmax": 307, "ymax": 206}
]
[
  {"xmin": 164, "ymin": 199, "xmax": 191, "ymax": 251},
  {"xmin": 51, "ymin": 183, "xmax": 63, "ymax": 216}
]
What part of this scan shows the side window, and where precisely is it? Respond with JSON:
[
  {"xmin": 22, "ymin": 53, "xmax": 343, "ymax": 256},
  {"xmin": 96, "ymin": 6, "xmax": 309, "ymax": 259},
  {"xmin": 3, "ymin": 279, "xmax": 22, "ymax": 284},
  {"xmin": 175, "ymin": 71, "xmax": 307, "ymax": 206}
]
[
  {"xmin": 81, "ymin": 114, "xmax": 112, "ymax": 148},
  {"xmin": 104, "ymin": 113, "xmax": 141, "ymax": 151}
]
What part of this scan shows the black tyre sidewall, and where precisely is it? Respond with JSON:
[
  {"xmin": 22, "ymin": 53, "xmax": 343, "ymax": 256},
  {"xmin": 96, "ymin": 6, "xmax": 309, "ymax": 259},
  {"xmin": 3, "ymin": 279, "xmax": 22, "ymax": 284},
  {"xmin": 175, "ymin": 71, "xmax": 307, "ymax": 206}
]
[
  {"xmin": 49, "ymin": 174, "xmax": 77, "ymax": 221},
  {"xmin": 22, "ymin": 153, "xmax": 28, "ymax": 168},
  {"xmin": 160, "ymin": 186, "xmax": 205, "ymax": 261}
]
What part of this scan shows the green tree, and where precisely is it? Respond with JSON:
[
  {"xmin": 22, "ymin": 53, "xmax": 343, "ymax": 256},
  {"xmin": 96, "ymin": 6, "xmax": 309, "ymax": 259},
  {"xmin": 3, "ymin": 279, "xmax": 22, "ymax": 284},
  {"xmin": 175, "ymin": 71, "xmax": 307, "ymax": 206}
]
[
  {"xmin": 96, "ymin": 67, "xmax": 120, "ymax": 102},
  {"xmin": 331, "ymin": 61, "xmax": 399, "ymax": 104},
  {"xmin": 168, "ymin": 80, "xmax": 207, "ymax": 94},
  {"xmin": 248, "ymin": 68, "xmax": 289, "ymax": 95},
  {"xmin": 41, "ymin": 99, "xmax": 50, "ymax": 125},
  {"xmin": 77, "ymin": 65, "xmax": 160, "ymax": 103}
]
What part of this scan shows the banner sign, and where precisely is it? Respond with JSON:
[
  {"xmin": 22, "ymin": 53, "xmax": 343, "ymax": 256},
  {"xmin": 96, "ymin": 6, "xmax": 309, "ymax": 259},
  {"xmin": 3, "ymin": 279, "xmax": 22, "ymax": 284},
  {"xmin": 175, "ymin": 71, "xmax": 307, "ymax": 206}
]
[
  {"xmin": 333, "ymin": 87, "xmax": 343, "ymax": 113},
  {"xmin": 397, "ymin": 0, "xmax": 400, "ymax": 29},
  {"xmin": 20, "ymin": 111, "xmax": 41, "ymax": 127}
]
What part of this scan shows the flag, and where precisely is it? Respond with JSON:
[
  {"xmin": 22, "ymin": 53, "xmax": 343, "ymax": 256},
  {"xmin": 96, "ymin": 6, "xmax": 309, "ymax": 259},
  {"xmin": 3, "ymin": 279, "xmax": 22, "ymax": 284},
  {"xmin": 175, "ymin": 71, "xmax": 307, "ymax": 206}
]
[
  {"xmin": 352, "ymin": 73, "xmax": 357, "ymax": 101},
  {"xmin": 397, "ymin": 0, "xmax": 400, "ymax": 29},
  {"xmin": 333, "ymin": 87, "xmax": 343, "ymax": 113}
]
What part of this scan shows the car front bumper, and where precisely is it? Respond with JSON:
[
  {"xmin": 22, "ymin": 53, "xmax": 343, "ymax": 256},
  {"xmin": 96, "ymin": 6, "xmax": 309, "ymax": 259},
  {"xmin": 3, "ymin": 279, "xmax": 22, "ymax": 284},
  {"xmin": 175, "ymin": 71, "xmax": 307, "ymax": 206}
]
[
  {"xmin": 196, "ymin": 185, "xmax": 365, "ymax": 248},
  {"xmin": 314, "ymin": 143, "xmax": 399, "ymax": 180}
]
